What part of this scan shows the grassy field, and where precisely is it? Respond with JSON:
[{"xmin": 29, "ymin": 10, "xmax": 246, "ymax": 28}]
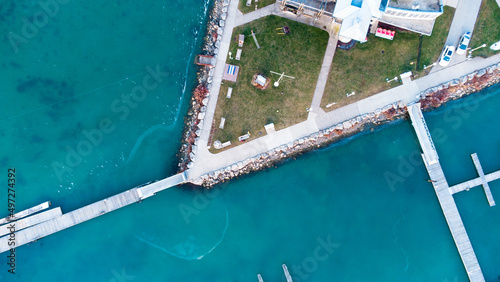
[
  {"xmin": 238, "ymin": 0, "xmax": 276, "ymax": 14},
  {"xmin": 210, "ymin": 16, "xmax": 328, "ymax": 152},
  {"xmin": 321, "ymin": 6, "xmax": 455, "ymax": 110},
  {"xmin": 470, "ymin": 0, "xmax": 500, "ymax": 58}
]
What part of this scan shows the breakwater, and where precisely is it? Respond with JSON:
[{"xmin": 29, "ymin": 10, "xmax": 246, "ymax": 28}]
[
  {"xmin": 178, "ymin": 0, "xmax": 228, "ymax": 172},
  {"xmin": 419, "ymin": 63, "xmax": 500, "ymax": 110},
  {"xmin": 192, "ymin": 62, "xmax": 500, "ymax": 187}
]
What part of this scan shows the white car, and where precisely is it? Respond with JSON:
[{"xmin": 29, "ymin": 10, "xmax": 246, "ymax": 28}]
[
  {"xmin": 439, "ymin": 45, "xmax": 455, "ymax": 66},
  {"xmin": 456, "ymin": 32, "xmax": 471, "ymax": 55}
]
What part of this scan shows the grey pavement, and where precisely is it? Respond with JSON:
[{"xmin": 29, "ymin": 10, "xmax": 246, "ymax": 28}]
[
  {"xmin": 234, "ymin": 2, "xmax": 277, "ymax": 27},
  {"xmin": 187, "ymin": 0, "xmax": 500, "ymax": 182},
  {"xmin": 308, "ymin": 30, "xmax": 339, "ymax": 119},
  {"xmin": 431, "ymin": 0, "xmax": 483, "ymax": 73}
]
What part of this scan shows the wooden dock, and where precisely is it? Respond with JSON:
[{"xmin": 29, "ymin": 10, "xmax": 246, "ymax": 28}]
[
  {"xmin": 408, "ymin": 104, "xmax": 485, "ymax": 282},
  {"xmin": 0, "ymin": 172, "xmax": 187, "ymax": 253},
  {"xmin": 448, "ymin": 154, "xmax": 496, "ymax": 206},
  {"xmin": 0, "ymin": 208, "xmax": 62, "ymax": 237},
  {"xmin": 0, "ymin": 201, "xmax": 50, "ymax": 225}
]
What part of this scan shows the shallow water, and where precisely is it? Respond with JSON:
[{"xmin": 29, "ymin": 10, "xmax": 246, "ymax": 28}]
[{"xmin": 1, "ymin": 1, "xmax": 499, "ymax": 281}]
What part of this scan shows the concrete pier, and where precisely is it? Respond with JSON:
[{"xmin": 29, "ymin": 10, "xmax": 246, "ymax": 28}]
[
  {"xmin": 0, "ymin": 172, "xmax": 187, "ymax": 253},
  {"xmin": 0, "ymin": 208, "xmax": 62, "ymax": 237},
  {"xmin": 408, "ymin": 103, "xmax": 485, "ymax": 282},
  {"xmin": 0, "ymin": 201, "xmax": 50, "ymax": 225}
]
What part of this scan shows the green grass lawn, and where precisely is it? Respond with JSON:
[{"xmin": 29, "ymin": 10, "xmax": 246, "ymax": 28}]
[
  {"xmin": 470, "ymin": 0, "xmax": 500, "ymax": 58},
  {"xmin": 209, "ymin": 15, "xmax": 328, "ymax": 152},
  {"xmin": 418, "ymin": 6, "xmax": 456, "ymax": 71},
  {"xmin": 321, "ymin": 6, "xmax": 455, "ymax": 110},
  {"xmin": 238, "ymin": 0, "xmax": 276, "ymax": 14}
]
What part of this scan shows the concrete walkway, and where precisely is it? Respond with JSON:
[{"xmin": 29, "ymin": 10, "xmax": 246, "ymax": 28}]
[
  {"xmin": 189, "ymin": 49, "xmax": 500, "ymax": 181},
  {"xmin": 308, "ymin": 31, "xmax": 339, "ymax": 119},
  {"xmin": 431, "ymin": 0, "xmax": 483, "ymax": 72},
  {"xmin": 188, "ymin": 0, "xmax": 500, "ymax": 182},
  {"xmin": 234, "ymin": 2, "xmax": 277, "ymax": 27}
]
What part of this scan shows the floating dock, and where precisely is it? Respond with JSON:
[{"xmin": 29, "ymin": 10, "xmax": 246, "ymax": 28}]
[
  {"xmin": 449, "ymin": 153, "xmax": 497, "ymax": 206},
  {"xmin": 408, "ymin": 103, "xmax": 485, "ymax": 282}
]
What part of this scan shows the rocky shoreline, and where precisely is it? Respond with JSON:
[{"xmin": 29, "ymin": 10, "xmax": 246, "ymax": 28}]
[
  {"xmin": 177, "ymin": 0, "xmax": 228, "ymax": 172},
  {"xmin": 191, "ymin": 62, "xmax": 500, "ymax": 187},
  {"xmin": 419, "ymin": 64, "xmax": 500, "ymax": 110},
  {"xmin": 175, "ymin": 0, "xmax": 500, "ymax": 187}
]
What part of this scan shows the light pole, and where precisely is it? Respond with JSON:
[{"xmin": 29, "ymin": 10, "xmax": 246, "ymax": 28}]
[{"xmin": 467, "ymin": 43, "xmax": 487, "ymax": 60}]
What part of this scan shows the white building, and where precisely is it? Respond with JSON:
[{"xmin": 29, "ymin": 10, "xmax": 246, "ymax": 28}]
[{"xmin": 280, "ymin": 0, "xmax": 443, "ymax": 42}]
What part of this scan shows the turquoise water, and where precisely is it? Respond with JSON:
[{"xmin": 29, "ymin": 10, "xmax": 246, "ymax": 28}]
[{"xmin": 1, "ymin": 1, "xmax": 500, "ymax": 281}]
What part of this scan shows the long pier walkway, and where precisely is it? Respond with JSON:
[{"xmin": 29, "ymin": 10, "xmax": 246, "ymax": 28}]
[
  {"xmin": 0, "ymin": 172, "xmax": 187, "ymax": 253},
  {"xmin": 408, "ymin": 104, "xmax": 485, "ymax": 282}
]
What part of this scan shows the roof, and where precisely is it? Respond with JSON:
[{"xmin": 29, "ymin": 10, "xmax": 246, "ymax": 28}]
[
  {"xmin": 387, "ymin": 0, "xmax": 441, "ymax": 12},
  {"xmin": 334, "ymin": 0, "xmax": 383, "ymax": 42}
]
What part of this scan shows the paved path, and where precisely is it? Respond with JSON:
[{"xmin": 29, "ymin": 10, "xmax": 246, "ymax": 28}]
[
  {"xmin": 189, "ymin": 0, "xmax": 500, "ymax": 182},
  {"xmin": 190, "ymin": 42, "xmax": 500, "ymax": 180},
  {"xmin": 431, "ymin": 0, "xmax": 483, "ymax": 72},
  {"xmin": 234, "ymin": 2, "xmax": 277, "ymax": 27},
  {"xmin": 308, "ymin": 31, "xmax": 339, "ymax": 119}
]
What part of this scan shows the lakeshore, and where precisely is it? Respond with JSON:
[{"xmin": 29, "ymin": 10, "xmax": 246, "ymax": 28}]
[
  {"xmin": 188, "ymin": 64, "xmax": 500, "ymax": 186},
  {"xmin": 2, "ymin": 0, "xmax": 495, "ymax": 277},
  {"xmin": 178, "ymin": 0, "xmax": 500, "ymax": 187}
]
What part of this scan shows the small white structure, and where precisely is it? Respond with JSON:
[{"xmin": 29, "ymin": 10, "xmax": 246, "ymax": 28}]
[
  {"xmin": 256, "ymin": 75, "xmax": 266, "ymax": 86},
  {"xmin": 264, "ymin": 123, "xmax": 275, "ymax": 134},
  {"xmin": 235, "ymin": 49, "xmax": 242, "ymax": 60},
  {"xmin": 238, "ymin": 132, "xmax": 250, "ymax": 142},
  {"xmin": 491, "ymin": 41, "xmax": 500, "ymax": 51},
  {"xmin": 213, "ymin": 140, "xmax": 231, "ymax": 149},
  {"xmin": 226, "ymin": 87, "xmax": 233, "ymax": 98},
  {"xmin": 213, "ymin": 140, "xmax": 222, "ymax": 149},
  {"xmin": 219, "ymin": 117, "xmax": 226, "ymax": 129},
  {"xmin": 246, "ymin": 0, "xmax": 252, "ymax": 7},
  {"xmin": 238, "ymin": 34, "xmax": 245, "ymax": 47},
  {"xmin": 400, "ymin": 71, "xmax": 412, "ymax": 84}
]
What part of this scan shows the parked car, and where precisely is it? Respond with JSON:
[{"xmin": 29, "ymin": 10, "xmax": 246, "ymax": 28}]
[
  {"xmin": 456, "ymin": 32, "xmax": 471, "ymax": 55},
  {"xmin": 439, "ymin": 45, "xmax": 455, "ymax": 66}
]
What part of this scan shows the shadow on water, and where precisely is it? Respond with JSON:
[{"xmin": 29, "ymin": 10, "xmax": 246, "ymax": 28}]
[{"xmin": 16, "ymin": 76, "xmax": 76, "ymax": 120}]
